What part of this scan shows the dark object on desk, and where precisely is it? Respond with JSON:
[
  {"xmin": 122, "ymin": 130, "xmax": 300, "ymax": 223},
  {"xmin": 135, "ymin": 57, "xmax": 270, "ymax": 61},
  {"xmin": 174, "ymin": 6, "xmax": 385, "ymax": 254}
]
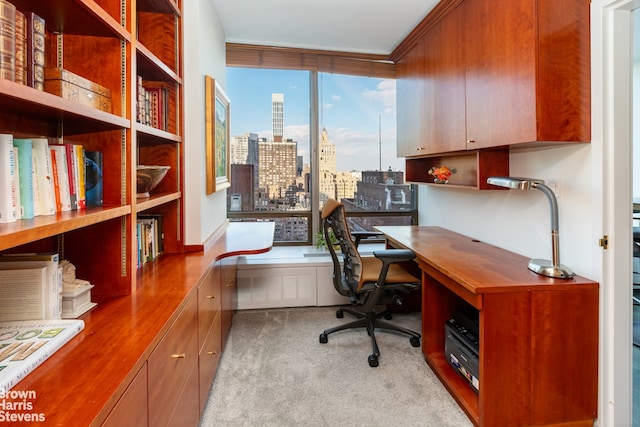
[{"xmin": 318, "ymin": 199, "xmax": 421, "ymax": 367}]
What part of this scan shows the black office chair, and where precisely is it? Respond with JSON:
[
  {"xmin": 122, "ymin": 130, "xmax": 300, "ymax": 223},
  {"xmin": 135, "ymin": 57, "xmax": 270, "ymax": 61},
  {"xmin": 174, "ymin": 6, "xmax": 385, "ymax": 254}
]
[{"xmin": 318, "ymin": 199, "xmax": 421, "ymax": 367}]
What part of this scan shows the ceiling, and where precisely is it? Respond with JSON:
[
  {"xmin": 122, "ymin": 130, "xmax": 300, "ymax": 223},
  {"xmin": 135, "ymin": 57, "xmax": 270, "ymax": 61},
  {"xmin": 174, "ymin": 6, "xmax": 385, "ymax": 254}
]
[{"xmin": 210, "ymin": 0, "xmax": 441, "ymax": 56}]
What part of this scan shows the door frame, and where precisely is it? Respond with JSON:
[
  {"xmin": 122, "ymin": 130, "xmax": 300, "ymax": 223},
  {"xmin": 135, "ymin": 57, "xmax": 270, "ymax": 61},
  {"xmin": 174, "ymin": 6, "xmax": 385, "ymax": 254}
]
[{"xmin": 595, "ymin": 0, "xmax": 638, "ymax": 425}]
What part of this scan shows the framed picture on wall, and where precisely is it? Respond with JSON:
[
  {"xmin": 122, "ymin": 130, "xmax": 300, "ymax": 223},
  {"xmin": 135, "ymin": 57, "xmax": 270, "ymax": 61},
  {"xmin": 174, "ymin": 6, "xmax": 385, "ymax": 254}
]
[{"xmin": 205, "ymin": 75, "xmax": 231, "ymax": 194}]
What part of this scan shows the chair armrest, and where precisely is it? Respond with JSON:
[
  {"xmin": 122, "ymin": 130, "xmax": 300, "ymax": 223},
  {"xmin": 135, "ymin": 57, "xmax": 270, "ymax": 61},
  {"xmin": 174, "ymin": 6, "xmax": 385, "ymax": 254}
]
[
  {"xmin": 372, "ymin": 249, "xmax": 416, "ymax": 264},
  {"xmin": 351, "ymin": 231, "xmax": 383, "ymax": 247}
]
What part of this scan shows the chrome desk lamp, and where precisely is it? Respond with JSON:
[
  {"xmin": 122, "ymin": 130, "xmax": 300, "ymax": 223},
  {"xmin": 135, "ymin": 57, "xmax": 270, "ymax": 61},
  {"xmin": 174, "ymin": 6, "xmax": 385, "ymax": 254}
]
[{"xmin": 486, "ymin": 176, "xmax": 575, "ymax": 279}]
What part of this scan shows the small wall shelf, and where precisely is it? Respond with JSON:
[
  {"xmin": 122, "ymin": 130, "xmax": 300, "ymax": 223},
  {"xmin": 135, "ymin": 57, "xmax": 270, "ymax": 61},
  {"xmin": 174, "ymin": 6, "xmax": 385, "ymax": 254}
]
[{"xmin": 405, "ymin": 149, "xmax": 509, "ymax": 190}]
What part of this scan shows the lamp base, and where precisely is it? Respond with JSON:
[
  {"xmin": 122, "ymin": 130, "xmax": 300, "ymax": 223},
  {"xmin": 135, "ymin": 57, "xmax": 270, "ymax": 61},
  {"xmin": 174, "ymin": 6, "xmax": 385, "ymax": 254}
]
[{"xmin": 528, "ymin": 259, "xmax": 575, "ymax": 279}]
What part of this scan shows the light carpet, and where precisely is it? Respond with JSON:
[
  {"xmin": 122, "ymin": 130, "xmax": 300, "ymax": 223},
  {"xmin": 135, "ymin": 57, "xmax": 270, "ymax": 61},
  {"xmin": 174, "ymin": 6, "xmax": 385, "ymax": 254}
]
[{"xmin": 199, "ymin": 307, "xmax": 472, "ymax": 427}]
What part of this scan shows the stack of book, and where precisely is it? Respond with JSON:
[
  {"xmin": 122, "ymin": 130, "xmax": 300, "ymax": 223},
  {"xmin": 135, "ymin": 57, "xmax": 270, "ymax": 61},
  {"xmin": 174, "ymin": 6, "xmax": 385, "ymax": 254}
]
[
  {"xmin": 0, "ymin": 0, "xmax": 44, "ymax": 90},
  {"xmin": 136, "ymin": 76, "xmax": 170, "ymax": 131},
  {"xmin": 136, "ymin": 214, "xmax": 164, "ymax": 268},
  {"xmin": 0, "ymin": 253, "xmax": 62, "ymax": 322},
  {"xmin": 0, "ymin": 134, "xmax": 103, "ymax": 224}
]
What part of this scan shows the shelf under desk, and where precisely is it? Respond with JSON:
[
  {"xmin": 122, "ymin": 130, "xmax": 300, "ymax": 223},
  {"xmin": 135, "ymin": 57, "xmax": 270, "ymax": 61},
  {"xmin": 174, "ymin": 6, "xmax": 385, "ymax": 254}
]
[{"xmin": 375, "ymin": 226, "xmax": 598, "ymax": 427}]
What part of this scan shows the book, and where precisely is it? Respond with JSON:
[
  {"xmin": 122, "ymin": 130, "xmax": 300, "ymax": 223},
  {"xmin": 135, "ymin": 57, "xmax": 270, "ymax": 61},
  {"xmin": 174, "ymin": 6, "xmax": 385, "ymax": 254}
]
[
  {"xmin": 13, "ymin": 9, "xmax": 25, "ymax": 85},
  {"xmin": 0, "ymin": 0, "xmax": 15, "ymax": 82},
  {"xmin": 0, "ymin": 267, "xmax": 47, "ymax": 321},
  {"xmin": 31, "ymin": 138, "xmax": 55, "ymax": 216},
  {"xmin": 49, "ymin": 145, "xmax": 71, "ymax": 211},
  {"xmin": 12, "ymin": 145, "xmax": 20, "ymax": 219},
  {"xmin": 55, "ymin": 143, "xmax": 77, "ymax": 210},
  {"xmin": 138, "ymin": 213, "xmax": 164, "ymax": 256},
  {"xmin": 73, "ymin": 144, "xmax": 85, "ymax": 210},
  {"xmin": 24, "ymin": 11, "xmax": 44, "ymax": 90},
  {"xmin": 85, "ymin": 151, "xmax": 102, "ymax": 207},
  {"xmin": 0, "ymin": 253, "xmax": 62, "ymax": 320},
  {"xmin": 0, "ymin": 319, "xmax": 84, "ymax": 393},
  {"xmin": 49, "ymin": 148, "xmax": 62, "ymax": 212},
  {"xmin": 0, "ymin": 134, "xmax": 17, "ymax": 224},
  {"xmin": 12, "ymin": 139, "xmax": 33, "ymax": 219}
]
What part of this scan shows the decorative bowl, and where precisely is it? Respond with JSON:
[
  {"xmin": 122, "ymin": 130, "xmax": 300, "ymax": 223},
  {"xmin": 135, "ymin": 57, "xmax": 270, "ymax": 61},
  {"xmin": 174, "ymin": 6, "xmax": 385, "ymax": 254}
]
[{"xmin": 136, "ymin": 165, "xmax": 170, "ymax": 198}]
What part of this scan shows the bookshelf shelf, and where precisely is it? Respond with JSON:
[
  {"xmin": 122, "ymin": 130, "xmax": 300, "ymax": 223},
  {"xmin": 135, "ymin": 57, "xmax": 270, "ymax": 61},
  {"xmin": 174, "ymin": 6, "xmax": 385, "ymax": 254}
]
[
  {"xmin": 137, "ymin": 124, "xmax": 182, "ymax": 143},
  {"xmin": 0, "ymin": 206, "xmax": 131, "ymax": 252},
  {"xmin": 137, "ymin": 44, "xmax": 182, "ymax": 83},
  {"xmin": 137, "ymin": 192, "xmax": 181, "ymax": 212},
  {"xmin": 8, "ymin": 0, "xmax": 129, "ymax": 38}
]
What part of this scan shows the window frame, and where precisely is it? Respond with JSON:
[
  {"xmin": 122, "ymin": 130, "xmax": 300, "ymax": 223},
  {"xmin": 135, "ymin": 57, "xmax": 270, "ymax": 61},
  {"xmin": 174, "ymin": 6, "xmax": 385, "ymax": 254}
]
[{"xmin": 226, "ymin": 44, "xmax": 417, "ymax": 246}]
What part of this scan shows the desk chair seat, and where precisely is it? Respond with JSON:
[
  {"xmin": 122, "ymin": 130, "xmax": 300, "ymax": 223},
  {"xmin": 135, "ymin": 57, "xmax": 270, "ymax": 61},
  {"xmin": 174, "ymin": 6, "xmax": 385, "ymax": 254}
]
[{"xmin": 318, "ymin": 199, "xmax": 421, "ymax": 367}]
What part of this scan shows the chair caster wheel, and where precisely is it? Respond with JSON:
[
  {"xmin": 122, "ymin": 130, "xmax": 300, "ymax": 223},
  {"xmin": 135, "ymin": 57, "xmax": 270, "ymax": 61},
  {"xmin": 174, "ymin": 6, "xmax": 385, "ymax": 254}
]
[
  {"xmin": 368, "ymin": 355, "xmax": 379, "ymax": 367},
  {"xmin": 410, "ymin": 337, "xmax": 421, "ymax": 347},
  {"xmin": 319, "ymin": 333, "xmax": 328, "ymax": 344},
  {"xmin": 336, "ymin": 309, "xmax": 344, "ymax": 318}
]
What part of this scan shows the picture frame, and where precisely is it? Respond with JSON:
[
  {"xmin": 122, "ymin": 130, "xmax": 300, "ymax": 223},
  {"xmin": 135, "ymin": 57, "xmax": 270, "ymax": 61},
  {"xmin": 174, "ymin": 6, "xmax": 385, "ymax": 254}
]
[{"xmin": 205, "ymin": 75, "xmax": 231, "ymax": 194}]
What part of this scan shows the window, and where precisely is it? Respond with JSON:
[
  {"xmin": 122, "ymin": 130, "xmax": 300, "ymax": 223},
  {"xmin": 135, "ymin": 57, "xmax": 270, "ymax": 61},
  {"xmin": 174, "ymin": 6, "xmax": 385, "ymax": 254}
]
[{"xmin": 226, "ymin": 67, "xmax": 416, "ymax": 245}]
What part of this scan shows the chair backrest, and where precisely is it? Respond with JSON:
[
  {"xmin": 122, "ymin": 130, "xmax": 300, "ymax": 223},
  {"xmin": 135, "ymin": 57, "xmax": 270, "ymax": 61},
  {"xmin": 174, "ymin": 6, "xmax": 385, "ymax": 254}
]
[{"xmin": 321, "ymin": 199, "xmax": 363, "ymax": 298}]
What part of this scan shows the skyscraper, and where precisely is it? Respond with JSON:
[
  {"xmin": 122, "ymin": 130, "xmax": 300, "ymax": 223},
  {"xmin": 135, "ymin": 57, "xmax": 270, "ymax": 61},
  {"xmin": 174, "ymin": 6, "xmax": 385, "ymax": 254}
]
[{"xmin": 272, "ymin": 93, "xmax": 284, "ymax": 142}]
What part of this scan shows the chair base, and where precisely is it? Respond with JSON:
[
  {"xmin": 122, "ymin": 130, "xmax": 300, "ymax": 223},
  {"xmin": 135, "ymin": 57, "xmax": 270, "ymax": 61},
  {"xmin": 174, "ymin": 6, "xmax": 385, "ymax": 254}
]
[{"xmin": 319, "ymin": 307, "xmax": 421, "ymax": 367}]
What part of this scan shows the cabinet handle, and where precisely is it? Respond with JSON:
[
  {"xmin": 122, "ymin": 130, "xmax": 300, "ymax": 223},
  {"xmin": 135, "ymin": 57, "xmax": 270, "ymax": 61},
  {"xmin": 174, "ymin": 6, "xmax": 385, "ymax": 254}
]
[
  {"xmin": 467, "ymin": 139, "xmax": 476, "ymax": 144},
  {"xmin": 206, "ymin": 295, "xmax": 215, "ymax": 299},
  {"xmin": 207, "ymin": 351, "xmax": 217, "ymax": 356},
  {"xmin": 171, "ymin": 353, "xmax": 186, "ymax": 359},
  {"xmin": 415, "ymin": 147, "xmax": 425, "ymax": 151},
  {"xmin": 226, "ymin": 280, "xmax": 235, "ymax": 288}
]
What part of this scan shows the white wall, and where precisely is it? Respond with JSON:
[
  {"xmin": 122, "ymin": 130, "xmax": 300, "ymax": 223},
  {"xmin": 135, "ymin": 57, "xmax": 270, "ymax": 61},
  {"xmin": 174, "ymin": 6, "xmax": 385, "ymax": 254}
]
[
  {"xmin": 418, "ymin": 144, "xmax": 598, "ymax": 279},
  {"xmin": 183, "ymin": 0, "xmax": 229, "ymax": 245}
]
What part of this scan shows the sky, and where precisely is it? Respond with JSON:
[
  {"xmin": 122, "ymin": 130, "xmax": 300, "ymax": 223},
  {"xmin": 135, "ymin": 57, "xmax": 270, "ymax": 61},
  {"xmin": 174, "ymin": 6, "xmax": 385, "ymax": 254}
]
[{"xmin": 225, "ymin": 67, "xmax": 404, "ymax": 172}]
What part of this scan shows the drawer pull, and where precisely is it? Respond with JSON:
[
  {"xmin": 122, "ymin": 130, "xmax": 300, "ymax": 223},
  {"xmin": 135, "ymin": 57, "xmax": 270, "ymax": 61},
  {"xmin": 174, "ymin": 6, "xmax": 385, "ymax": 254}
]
[
  {"xmin": 171, "ymin": 353, "xmax": 186, "ymax": 359},
  {"xmin": 206, "ymin": 295, "xmax": 215, "ymax": 299},
  {"xmin": 207, "ymin": 351, "xmax": 217, "ymax": 356},
  {"xmin": 226, "ymin": 280, "xmax": 235, "ymax": 288},
  {"xmin": 467, "ymin": 139, "xmax": 476, "ymax": 144}
]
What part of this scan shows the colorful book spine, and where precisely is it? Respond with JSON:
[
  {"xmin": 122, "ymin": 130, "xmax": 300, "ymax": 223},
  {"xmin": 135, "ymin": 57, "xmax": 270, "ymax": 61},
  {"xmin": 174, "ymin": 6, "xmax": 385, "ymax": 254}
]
[
  {"xmin": 13, "ymin": 138, "xmax": 33, "ymax": 219},
  {"xmin": 74, "ymin": 144, "xmax": 85, "ymax": 209},
  {"xmin": 0, "ymin": 134, "xmax": 17, "ymax": 223},
  {"xmin": 85, "ymin": 151, "xmax": 102, "ymax": 207},
  {"xmin": 0, "ymin": 319, "xmax": 84, "ymax": 392},
  {"xmin": 24, "ymin": 11, "xmax": 44, "ymax": 90},
  {"xmin": 49, "ymin": 148, "xmax": 62, "ymax": 212},
  {"xmin": 0, "ymin": 0, "xmax": 15, "ymax": 81},
  {"xmin": 49, "ymin": 145, "xmax": 71, "ymax": 211}
]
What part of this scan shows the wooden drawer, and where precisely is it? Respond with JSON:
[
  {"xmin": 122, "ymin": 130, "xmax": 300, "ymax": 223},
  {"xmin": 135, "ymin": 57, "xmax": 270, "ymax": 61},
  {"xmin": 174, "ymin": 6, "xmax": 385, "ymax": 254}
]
[
  {"xmin": 199, "ymin": 312, "xmax": 222, "ymax": 412},
  {"xmin": 148, "ymin": 295, "xmax": 198, "ymax": 426},
  {"xmin": 166, "ymin": 357, "xmax": 200, "ymax": 427},
  {"xmin": 102, "ymin": 363, "xmax": 148, "ymax": 427},
  {"xmin": 198, "ymin": 264, "xmax": 221, "ymax": 351}
]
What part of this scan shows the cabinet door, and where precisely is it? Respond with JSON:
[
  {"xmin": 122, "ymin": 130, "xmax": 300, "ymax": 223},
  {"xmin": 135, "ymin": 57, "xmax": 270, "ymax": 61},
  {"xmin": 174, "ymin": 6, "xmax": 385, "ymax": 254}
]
[
  {"xmin": 220, "ymin": 258, "xmax": 238, "ymax": 348},
  {"xmin": 464, "ymin": 0, "xmax": 537, "ymax": 148},
  {"xmin": 102, "ymin": 364, "xmax": 148, "ymax": 427},
  {"xmin": 424, "ymin": 4, "xmax": 466, "ymax": 154},
  {"xmin": 148, "ymin": 295, "xmax": 198, "ymax": 426},
  {"xmin": 396, "ymin": 37, "xmax": 426, "ymax": 157}
]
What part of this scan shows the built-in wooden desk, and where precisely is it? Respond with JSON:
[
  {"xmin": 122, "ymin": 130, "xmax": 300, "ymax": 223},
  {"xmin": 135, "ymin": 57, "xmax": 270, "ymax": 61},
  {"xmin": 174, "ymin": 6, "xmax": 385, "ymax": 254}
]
[
  {"xmin": 375, "ymin": 226, "xmax": 598, "ymax": 427},
  {"xmin": 9, "ymin": 221, "xmax": 274, "ymax": 426}
]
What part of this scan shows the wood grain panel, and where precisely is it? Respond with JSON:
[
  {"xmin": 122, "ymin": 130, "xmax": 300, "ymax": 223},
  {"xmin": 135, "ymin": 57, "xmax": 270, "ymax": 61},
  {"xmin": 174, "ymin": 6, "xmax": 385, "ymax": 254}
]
[{"xmin": 102, "ymin": 363, "xmax": 148, "ymax": 427}]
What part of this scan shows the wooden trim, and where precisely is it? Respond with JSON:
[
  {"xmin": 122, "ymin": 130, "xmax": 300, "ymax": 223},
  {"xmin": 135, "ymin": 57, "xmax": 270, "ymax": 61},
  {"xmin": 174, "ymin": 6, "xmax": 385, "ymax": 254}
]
[
  {"xmin": 226, "ymin": 43, "xmax": 396, "ymax": 79},
  {"xmin": 389, "ymin": 0, "xmax": 464, "ymax": 62}
]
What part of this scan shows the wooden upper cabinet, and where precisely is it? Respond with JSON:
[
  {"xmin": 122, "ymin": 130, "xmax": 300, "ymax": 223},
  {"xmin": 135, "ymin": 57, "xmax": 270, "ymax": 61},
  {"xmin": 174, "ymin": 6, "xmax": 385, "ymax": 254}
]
[
  {"xmin": 424, "ymin": 4, "xmax": 466, "ymax": 154},
  {"xmin": 464, "ymin": 0, "xmax": 590, "ymax": 149},
  {"xmin": 394, "ymin": 0, "xmax": 591, "ymax": 154},
  {"xmin": 396, "ymin": 38, "xmax": 425, "ymax": 157}
]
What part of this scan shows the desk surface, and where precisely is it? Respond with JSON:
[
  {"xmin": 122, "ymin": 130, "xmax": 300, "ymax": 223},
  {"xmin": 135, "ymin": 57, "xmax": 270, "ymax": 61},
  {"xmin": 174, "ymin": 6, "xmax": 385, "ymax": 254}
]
[{"xmin": 375, "ymin": 226, "xmax": 596, "ymax": 294}]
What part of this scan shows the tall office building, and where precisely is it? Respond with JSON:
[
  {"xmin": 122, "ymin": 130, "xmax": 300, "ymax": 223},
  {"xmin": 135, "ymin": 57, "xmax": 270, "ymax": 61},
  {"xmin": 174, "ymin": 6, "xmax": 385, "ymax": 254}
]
[
  {"xmin": 230, "ymin": 132, "xmax": 258, "ymax": 165},
  {"xmin": 258, "ymin": 139, "xmax": 298, "ymax": 201},
  {"xmin": 319, "ymin": 128, "xmax": 337, "ymax": 206},
  {"xmin": 272, "ymin": 93, "xmax": 284, "ymax": 142}
]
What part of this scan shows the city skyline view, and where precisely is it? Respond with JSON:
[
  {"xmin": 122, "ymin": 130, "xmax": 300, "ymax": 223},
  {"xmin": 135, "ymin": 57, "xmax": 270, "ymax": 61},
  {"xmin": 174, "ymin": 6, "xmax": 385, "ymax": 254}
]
[{"xmin": 225, "ymin": 68, "xmax": 403, "ymax": 172}]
